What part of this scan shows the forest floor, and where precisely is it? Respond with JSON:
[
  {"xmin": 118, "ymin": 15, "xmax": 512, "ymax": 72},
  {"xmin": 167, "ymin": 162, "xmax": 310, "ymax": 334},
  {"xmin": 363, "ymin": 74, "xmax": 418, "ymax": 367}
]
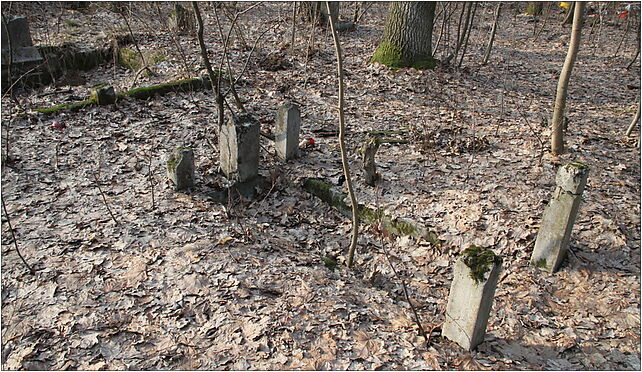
[{"xmin": 1, "ymin": 2, "xmax": 640, "ymax": 370}]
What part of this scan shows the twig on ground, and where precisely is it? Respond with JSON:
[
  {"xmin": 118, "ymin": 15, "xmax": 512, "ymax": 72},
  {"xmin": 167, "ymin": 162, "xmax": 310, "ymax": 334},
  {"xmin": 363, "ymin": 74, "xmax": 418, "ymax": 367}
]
[
  {"xmin": 148, "ymin": 153, "xmax": 155, "ymax": 210},
  {"xmin": 514, "ymin": 99, "xmax": 546, "ymax": 164},
  {"xmin": 93, "ymin": 173, "xmax": 120, "ymax": 225},
  {"xmin": 1, "ymin": 196, "xmax": 35, "ymax": 274}
]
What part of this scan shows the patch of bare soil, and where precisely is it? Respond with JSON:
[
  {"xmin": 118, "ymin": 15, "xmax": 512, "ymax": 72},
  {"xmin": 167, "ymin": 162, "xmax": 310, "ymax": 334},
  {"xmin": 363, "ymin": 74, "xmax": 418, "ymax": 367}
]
[{"xmin": 1, "ymin": 2, "xmax": 640, "ymax": 370}]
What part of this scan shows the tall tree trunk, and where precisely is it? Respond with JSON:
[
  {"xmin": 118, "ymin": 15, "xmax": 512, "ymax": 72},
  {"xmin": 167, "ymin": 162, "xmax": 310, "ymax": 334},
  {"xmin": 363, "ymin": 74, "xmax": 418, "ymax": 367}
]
[
  {"xmin": 551, "ymin": 1, "xmax": 585, "ymax": 155},
  {"xmin": 457, "ymin": 2, "xmax": 477, "ymax": 68},
  {"xmin": 482, "ymin": 2, "xmax": 501, "ymax": 65},
  {"xmin": 371, "ymin": 2, "xmax": 436, "ymax": 69}
]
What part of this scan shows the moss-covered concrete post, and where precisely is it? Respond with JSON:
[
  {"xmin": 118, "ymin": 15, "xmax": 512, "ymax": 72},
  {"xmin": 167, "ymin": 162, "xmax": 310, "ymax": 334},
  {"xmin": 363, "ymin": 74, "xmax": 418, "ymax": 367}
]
[
  {"xmin": 167, "ymin": 147, "xmax": 195, "ymax": 191},
  {"xmin": 220, "ymin": 114, "xmax": 260, "ymax": 183},
  {"xmin": 531, "ymin": 162, "xmax": 589, "ymax": 272},
  {"xmin": 275, "ymin": 103, "xmax": 301, "ymax": 161},
  {"xmin": 442, "ymin": 246, "xmax": 502, "ymax": 351}
]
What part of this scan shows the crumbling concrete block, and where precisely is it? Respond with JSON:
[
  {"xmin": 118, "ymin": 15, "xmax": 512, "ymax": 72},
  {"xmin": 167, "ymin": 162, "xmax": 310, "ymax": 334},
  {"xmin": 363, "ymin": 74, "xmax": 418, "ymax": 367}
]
[
  {"xmin": 275, "ymin": 103, "xmax": 301, "ymax": 161},
  {"xmin": 442, "ymin": 246, "xmax": 502, "ymax": 351},
  {"xmin": 167, "ymin": 147, "xmax": 195, "ymax": 191},
  {"xmin": 531, "ymin": 162, "xmax": 589, "ymax": 272},
  {"xmin": 220, "ymin": 114, "xmax": 260, "ymax": 182},
  {"xmin": 92, "ymin": 85, "xmax": 116, "ymax": 105}
]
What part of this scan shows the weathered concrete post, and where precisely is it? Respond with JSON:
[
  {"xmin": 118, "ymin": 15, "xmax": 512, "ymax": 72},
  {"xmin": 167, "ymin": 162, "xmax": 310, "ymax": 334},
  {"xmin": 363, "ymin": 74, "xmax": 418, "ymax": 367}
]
[
  {"xmin": 442, "ymin": 246, "xmax": 502, "ymax": 351},
  {"xmin": 362, "ymin": 136, "xmax": 380, "ymax": 186},
  {"xmin": 531, "ymin": 162, "xmax": 589, "ymax": 272},
  {"xmin": 92, "ymin": 85, "xmax": 116, "ymax": 105},
  {"xmin": 167, "ymin": 147, "xmax": 195, "ymax": 191},
  {"xmin": 220, "ymin": 114, "xmax": 260, "ymax": 182},
  {"xmin": 275, "ymin": 103, "xmax": 301, "ymax": 161},
  {"xmin": 1, "ymin": 16, "xmax": 43, "ymax": 86}
]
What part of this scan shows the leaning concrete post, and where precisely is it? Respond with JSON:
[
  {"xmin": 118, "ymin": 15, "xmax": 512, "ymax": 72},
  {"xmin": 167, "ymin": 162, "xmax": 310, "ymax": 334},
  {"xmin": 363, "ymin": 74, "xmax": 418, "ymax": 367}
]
[
  {"xmin": 220, "ymin": 114, "xmax": 260, "ymax": 182},
  {"xmin": 167, "ymin": 147, "xmax": 195, "ymax": 191},
  {"xmin": 531, "ymin": 162, "xmax": 589, "ymax": 272},
  {"xmin": 275, "ymin": 103, "xmax": 301, "ymax": 161},
  {"xmin": 442, "ymin": 246, "xmax": 502, "ymax": 351}
]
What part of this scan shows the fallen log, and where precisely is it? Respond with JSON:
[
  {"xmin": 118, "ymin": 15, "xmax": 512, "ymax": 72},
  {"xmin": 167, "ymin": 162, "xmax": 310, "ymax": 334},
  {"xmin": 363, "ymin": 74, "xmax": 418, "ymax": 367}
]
[
  {"xmin": 34, "ymin": 75, "xmax": 213, "ymax": 114},
  {"xmin": 302, "ymin": 178, "xmax": 442, "ymax": 246}
]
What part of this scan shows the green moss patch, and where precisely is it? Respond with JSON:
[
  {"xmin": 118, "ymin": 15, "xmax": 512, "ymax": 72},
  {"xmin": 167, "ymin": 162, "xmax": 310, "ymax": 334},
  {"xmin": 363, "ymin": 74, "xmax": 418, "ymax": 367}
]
[
  {"xmin": 118, "ymin": 47, "xmax": 142, "ymax": 70},
  {"xmin": 302, "ymin": 178, "xmax": 442, "ymax": 245},
  {"xmin": 321, "ymin": 257, "xmax": 338, "ymax": 271},
  {"xmin": 34, "ymin": 98, "xmax": 96, "ymax": 114},
  {"xmin": 461, "ymin": 245, "xmax": 502, "ymax": 283},
  {"xmin": 567, "ymin": 161, "xmax": 588, "ymax": 170},
  {"xmin": 35, "ymin": 76, "xmax": 213, "ymax": 115},
  {"xmin": 371, "ymin": 41, "xmax": 436, "ymax": 70},
  {"xmin": 118, "ymin": 48, "xmax": 166, "ymax": 71},
  {"xmin": 535, "ymin": 258, "xmax": 548, "ymax": 269},
  {"xmin": 371, "ymin": 41, "xmax": 405, "ymax": 68},
  {"xmin": 122, "ymin": 76, "xmax": 212, "ymax": 99}
]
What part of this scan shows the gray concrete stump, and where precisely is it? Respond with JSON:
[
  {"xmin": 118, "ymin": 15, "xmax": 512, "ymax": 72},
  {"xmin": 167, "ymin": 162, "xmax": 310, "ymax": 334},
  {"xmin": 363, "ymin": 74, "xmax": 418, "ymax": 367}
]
[
  {"xmin": 220, "ymin": 114, "xmax": 260, "ymax": 182},
  {"xmin": 167, "ymin": 147, "xmax": 195, "ymax": 191},
  {"xmin": 275, "ymin": 103, "xmax": 301, "ymax": 161},
  {"xmin": 93, "ymin": 85, "xmax": 116, "ymax": 105},
  {"xmin": 531, "ymin": 162, "xmax": 589, "ymax": 272},
  {"xmin": 442, "ymin": 246, "xmax": 502, "ymax": 351}
]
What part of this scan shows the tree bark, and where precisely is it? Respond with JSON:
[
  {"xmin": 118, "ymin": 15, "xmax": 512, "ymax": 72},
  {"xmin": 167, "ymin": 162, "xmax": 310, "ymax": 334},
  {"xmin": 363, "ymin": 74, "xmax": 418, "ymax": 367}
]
[
  {"xmin": 551, "ymin": 1, "xmax": 585, "ymax": 155},
  {"xmin": 371, "ymin": 2, "xmax": 436, "ymax": 69}
]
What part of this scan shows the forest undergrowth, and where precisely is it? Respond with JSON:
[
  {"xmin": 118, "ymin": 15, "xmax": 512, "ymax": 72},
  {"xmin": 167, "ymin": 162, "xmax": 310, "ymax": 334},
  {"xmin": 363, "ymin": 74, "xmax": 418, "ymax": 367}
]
[{"xmin": 1, "ymin": 2, "xmax": 640, "ymax": 370}]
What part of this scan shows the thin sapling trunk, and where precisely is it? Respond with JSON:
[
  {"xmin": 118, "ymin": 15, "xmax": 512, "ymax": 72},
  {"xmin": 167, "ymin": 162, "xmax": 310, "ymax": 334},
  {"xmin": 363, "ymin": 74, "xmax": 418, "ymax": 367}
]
[
  {"xmin": 1, "ymin": 196, "xmax": 35, "ymax": 274},
  {"xmin": 482, "ymin": 2, "xmax": 501, "ymax": 65},
  {"xmin": 327, "ymin": 2, "xmax": 359, "ymax": 268},
  {"xmin": 192, "ymin": 1, "xmax": 225, "ymax": 128},
  {"xmin": 551, "ymin": 1, "xmax": 585, "ymax": 155}
]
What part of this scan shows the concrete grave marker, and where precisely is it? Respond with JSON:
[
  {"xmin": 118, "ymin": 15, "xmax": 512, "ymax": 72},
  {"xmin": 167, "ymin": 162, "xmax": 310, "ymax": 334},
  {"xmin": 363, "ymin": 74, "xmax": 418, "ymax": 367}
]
[
  {"xmin": 442, "ymin": 245, "xmax": 502, "ymax": 351},
  {"xmin": 220, "ymin": 114, "xmax": 260, "ymax": 182},
  {"xmin": 1, "ymin": 16, "xmax": 43, "ymax": 85},
  {"xmin": 531, "ymin": 162, "xmax": 589, "ymax": 272},
  {"xmin": 92, "ymin": 85, "xmax": 116, "ymax": 105},
  {"xmin": 275, "ymin": 103, "xmax": 301, "ymax": 161},
  {"xmin": 167, "ymin": 147, "xmax": 195, "ymax": 191}
]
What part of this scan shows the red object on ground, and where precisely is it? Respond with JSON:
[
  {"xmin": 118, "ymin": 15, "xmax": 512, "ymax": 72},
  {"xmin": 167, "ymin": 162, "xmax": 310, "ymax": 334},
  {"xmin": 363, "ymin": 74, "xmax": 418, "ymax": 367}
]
[
  {"xmin": 299, "ymin": 137, "xmax": 316, "ymax": 148},
  {"xmin": 51, "ymin": 121, "xmax": 66, "ymax": 130},
  {"xmin": 619, "ymin": 10, "xmax": 629, "ymax": 18}
]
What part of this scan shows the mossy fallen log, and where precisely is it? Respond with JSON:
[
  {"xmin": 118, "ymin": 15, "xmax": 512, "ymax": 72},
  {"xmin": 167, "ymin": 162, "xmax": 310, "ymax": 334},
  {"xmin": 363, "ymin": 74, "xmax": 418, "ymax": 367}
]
[
  {"xmin": 302, "ymin": 178, "xmax": 442, "ymax": 246},
  {"xmin": 33, "ymin": 98, "xmax": 97, "ymax": 114},
  {"xmin": 34, "ymin": 76, "xmax": 213, "ymax": 114},
  {"xmin": 121, "ymin": 76, "xmax": 212, "ymax": 100}
]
